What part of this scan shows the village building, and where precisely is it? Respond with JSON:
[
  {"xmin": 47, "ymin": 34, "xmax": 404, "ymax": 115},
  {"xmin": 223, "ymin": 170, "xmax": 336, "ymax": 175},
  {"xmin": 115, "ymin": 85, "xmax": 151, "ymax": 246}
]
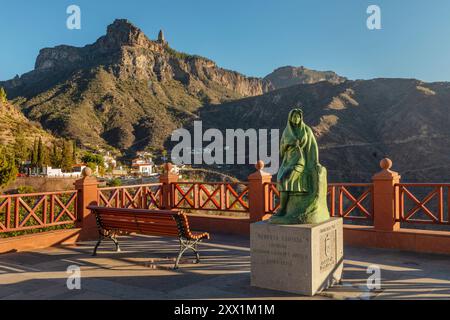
[{"xmin": 131, "ymin": 158, "xmax": 154, "ymax": 176}]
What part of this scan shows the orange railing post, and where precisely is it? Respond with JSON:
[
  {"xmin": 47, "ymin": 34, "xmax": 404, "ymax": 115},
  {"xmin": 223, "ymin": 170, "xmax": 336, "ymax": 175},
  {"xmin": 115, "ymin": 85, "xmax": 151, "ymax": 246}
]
[
  {"xmin": 248, "ymin": 160, "xmax": 273, "ymax": 222},
  {"xmin": 372, "ymin": 158, "xmax": 401, "ymax": 231},
  {"xmin": 74, "ymin": 167, "xmax": 99, "ymax": 240},
  {"xmin": 159, "ymin": 163, "xmax": 179, "ymax": 209}
]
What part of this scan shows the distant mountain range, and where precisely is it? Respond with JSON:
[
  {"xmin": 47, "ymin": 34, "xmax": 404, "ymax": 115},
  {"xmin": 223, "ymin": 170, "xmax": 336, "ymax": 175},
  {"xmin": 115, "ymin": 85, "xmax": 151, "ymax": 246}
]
[
  {"xmin": 1, "ymin": 19, "xmax": 449, "ymax": 181},
  {"xmin": 200, "ymin": 79, "xmax": 450, "ymax": 181}
]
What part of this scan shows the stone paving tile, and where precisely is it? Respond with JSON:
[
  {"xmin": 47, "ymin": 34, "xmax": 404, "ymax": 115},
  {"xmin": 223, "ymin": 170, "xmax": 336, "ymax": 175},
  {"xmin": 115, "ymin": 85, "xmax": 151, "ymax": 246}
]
[
  {"xmin": 1, "ymin": 234, "xmax": 450, "ymax": 300},
  {"xmin": 169, "ymin": 272, "xmax": 322, "ymax": 300}
]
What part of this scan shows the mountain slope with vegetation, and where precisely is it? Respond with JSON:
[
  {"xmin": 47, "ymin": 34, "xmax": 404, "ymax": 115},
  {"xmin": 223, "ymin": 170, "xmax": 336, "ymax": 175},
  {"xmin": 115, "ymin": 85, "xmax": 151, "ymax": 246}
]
[
  {"xmin": 0, "ymin": 100, "xmax": 55, "ymax": 149},
  {"xmin": 0, "ymin": 19, "xmax": 346, "ymax": 156},
  {"xmin": 0, "ymin": 19, "xmax": 272, "ymax": 154}
]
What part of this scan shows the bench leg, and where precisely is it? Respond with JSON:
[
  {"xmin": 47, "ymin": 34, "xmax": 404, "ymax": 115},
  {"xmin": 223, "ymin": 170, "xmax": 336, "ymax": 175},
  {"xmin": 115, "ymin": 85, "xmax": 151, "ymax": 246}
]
[
  {"xmin": 92, "ymin": 232, "xmax": 120, "ymax": 256},
  {"xmin": 174, "ymin": 238, "xmax": 202, "ymax": 269},
  {"xmin": 92, "ymin": 237, "xmax": 103, "ymax": 256},
  {"xmin": 111, "ymin": 236, "xmax": 121, "ymax": 252},
  {"xmin": 174, "ymin": 246, "xmax": 189, "ymax": 269},
  {"xmin": 192, "ymin": 242, "xmax": 200, "ymax": 264}
]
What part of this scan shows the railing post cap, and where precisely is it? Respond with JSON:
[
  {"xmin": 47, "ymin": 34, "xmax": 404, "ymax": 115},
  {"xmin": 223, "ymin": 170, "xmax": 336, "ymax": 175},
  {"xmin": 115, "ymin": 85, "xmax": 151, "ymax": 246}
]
[
  {"xmin": 255, "ymin": 160, "xmax": 265, "ymax": 171},
  {"xmin": 82, "ymin": 167, "xmax": 92, "ymax": 177},
  {"xmin": 74, "ymin": 167, "xmax": 99, "ymax": 188},
  {"xmin": 248, "ymin": 160, "xmax": 272, "ymax": 180},
  {"xmin": 380, "ymin": 158, "xmax": 392, "ymax": 170},
  {"xmin": 373, "ymin": 158, "xmax": 400, "ymax": 180}
]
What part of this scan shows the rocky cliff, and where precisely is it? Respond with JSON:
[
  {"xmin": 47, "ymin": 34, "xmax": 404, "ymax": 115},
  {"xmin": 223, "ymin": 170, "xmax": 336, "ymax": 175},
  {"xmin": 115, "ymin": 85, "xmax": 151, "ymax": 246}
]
[{"xmin": 0, "ymin": 19, "xmax": 272, "ymax": 152}]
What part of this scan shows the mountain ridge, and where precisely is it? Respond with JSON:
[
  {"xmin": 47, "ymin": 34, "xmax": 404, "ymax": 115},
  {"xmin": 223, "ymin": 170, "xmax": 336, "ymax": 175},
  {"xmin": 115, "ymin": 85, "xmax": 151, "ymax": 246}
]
[
  {"xmin": 198, "ymin": 78, "xmax": 450, "ymax": 181},
  {"xmin": 264, "ymin": 65, "xmax": 346, "ymax": 89}
]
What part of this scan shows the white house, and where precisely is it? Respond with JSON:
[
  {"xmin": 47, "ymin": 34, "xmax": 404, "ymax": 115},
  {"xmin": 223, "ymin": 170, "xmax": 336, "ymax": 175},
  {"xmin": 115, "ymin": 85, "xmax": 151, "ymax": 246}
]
[
  {"xmin": 43, "ymin": 166, "xmax": 82, "ymax": 178},
  {"xmin": 42, "ymin": 164, "xmax": 90, "ymax": 178},
  {"xmin": 131, "ymin": 158, "xmax": 154, "ymax": 176}
]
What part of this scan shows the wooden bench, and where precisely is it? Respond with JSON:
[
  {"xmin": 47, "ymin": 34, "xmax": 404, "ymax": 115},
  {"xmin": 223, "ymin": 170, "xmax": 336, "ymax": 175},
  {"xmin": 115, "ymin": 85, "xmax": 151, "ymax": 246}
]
[{"xmin": 87, "ymin": 206, "xmax": 210, "ymax": 269}]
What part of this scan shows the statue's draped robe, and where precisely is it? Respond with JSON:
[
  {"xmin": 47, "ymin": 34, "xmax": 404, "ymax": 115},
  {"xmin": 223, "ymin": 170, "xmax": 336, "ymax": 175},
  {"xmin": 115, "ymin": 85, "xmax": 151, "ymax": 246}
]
[
  {"xmin": 277, "ymin": 110, "xmax": 318, "ymax": 193},
  {"xmin": 272, "ymin": 109, "xmax": 329, "ymax": 224}
]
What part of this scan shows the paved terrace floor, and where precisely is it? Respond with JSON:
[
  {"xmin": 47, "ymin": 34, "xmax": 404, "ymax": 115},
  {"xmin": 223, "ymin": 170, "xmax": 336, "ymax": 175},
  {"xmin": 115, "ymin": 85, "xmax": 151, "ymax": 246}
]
[{"xmin": 0, "ymin": 234, "xmax": 450, "ymax": 300}]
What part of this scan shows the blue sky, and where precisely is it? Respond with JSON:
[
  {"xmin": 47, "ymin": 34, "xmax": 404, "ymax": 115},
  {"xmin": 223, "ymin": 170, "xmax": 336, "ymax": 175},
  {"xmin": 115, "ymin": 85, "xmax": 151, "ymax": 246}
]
[{"xmin": 1, "ymin": 0, "xmax": 450, "ymax": 82}]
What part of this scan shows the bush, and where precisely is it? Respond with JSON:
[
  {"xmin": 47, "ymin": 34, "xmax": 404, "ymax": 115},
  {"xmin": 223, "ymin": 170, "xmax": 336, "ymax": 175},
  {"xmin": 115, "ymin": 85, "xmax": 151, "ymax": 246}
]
[
  {"xmin": 82, "ymin": 153, "xmax": 104, "ymax": 169},
  {"xmin": 17, "ymin": 185, "xmax": 36, "ymax": 194},
  {"xmin": 108, "ymin": 178, "xmax": 122, "ymax": 187}
]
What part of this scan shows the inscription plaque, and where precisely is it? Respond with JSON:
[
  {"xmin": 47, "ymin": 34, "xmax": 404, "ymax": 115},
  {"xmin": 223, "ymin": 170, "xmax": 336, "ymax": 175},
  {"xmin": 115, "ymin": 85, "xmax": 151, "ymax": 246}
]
[
  {"xmin": 320, "ymin": 229, "xmax": 337, "ymax": 272},
  {"xmin": 251, "ymin": 218, "xmax": 343, "ymax": 296}
]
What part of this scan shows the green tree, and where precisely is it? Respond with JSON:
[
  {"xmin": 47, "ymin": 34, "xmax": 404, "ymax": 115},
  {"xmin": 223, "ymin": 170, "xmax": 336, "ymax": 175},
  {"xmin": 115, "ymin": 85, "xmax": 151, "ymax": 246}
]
[
  {"xmin": 82, "ymin": 152, "xmax": 105, "ymax": 176},
  {"xmin": 60, "ymin": 140, "xmax": 74, "ymax": 172},
  {"xmin": 0, "ymin": 87, "xmax": 7, "ymax": 104},
  {"xmin": 0, "ymin": 148, "xmax": 17, "ymax": 188},
  {"xmin": 72, "ymin": 140, "xmax": 77, "ymax": 163},
  {"xmin": 50, "ymin": 143, "xmax": 61, "ymax": 168},
  {"xmin": 31, "ymin": 138, "xmax": 38, "ymax": 168},
  {"xmin": 81, "ymin": 153, "xmax": 104, "ymax": 166},
  {"xmin": 37, "ymin": 137, "xmax": 45, "ymax": 168},
  {"xmin": 13, "ymin": 133, "xmax": 29, "ymax": 164}
]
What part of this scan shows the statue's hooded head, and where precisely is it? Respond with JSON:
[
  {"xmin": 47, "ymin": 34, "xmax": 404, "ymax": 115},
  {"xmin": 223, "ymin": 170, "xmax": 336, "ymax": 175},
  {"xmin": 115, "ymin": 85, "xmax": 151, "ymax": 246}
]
[
  {"xmin": 283, "ymin": 108, "xmax": 307, "ymax": 143},
  {"xmin": 288, "ymin": 108, "xmax": 304, "ymax": 128}
]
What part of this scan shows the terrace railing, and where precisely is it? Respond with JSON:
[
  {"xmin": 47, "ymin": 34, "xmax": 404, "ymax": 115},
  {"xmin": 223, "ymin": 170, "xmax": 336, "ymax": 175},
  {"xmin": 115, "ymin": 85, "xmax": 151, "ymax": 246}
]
[
  {"xmin": 170, "ymin": 182, "xmax": 249, "ymax": 212},
  {"xmin": 328, "ymin": 183, "xmax": 374, "ymax": 221},
  {"xmin": 2, "ymin": 157, "xmax": 450, "ymax": 255},
  {"xmin": 97, "ymin": 183, "xmax": 163, "ymax": 209},
  {"xmin": 265, "ymin": 182, "xmax": 280, "ymax": 214},
  {"xmin": 265, "ymin": 182, "xmax": 374, "ymax": 223},
  {"xmin": 0, "ymin": 190, "xmax": 77, "ymax": 233},
  {"xmin": 396, "ymin": 183, "xmax": 450, "ymax": 225}
]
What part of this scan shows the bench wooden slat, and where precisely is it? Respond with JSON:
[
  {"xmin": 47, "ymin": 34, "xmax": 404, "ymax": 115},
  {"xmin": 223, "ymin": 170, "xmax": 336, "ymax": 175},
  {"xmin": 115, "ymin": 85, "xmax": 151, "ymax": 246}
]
[
  {"xmin": 88, "ymin": 206, "xmax": 209, "ymax": 241},
  {"xmin": 99, "ymin": 212, "xmax": 176, "ymax": 220},
  {"xmin": 98, "ymin": 225, "xmax": 180, "ymax": 236},
  {"xmin": 96, "ymin": 220, "xmax": 180, "ymax": 231},
  {"xmin": 99, "ymin": 217, "xmax": 180, "ymax": 227}
]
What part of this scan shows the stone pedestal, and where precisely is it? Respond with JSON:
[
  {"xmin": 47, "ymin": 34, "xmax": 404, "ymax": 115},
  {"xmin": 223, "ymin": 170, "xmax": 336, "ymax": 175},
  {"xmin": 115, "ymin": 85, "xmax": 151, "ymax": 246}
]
[{"xmin": 250, "ymin": 218, "xmax": 343, "ymax": 296}]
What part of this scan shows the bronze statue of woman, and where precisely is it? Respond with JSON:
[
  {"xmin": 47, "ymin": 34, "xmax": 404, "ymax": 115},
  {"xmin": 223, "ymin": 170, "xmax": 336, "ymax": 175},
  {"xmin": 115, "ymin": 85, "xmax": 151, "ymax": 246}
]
[{"xmin": 269, "ymin": 108, "xmax": 330, "ymax": 224}]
